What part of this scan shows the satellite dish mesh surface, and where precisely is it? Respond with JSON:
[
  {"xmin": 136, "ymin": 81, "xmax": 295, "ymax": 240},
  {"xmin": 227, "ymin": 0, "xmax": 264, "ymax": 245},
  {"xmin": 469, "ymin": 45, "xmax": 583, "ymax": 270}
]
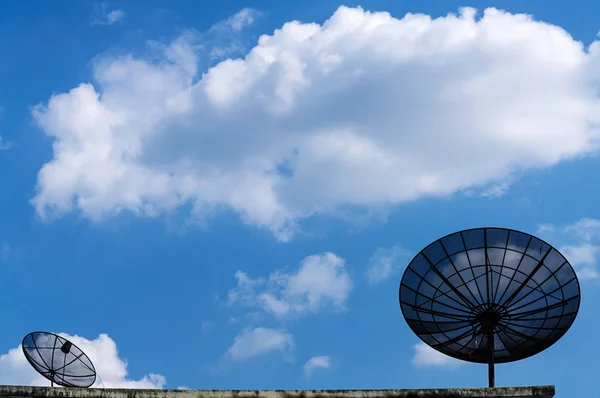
[
  {"xmin": 22, "ymin": 332, "xmax": 96, "ymax": 388},
  {"xmin": 399, "ymin": 227, "xmax": 580, "ymax": 387}
]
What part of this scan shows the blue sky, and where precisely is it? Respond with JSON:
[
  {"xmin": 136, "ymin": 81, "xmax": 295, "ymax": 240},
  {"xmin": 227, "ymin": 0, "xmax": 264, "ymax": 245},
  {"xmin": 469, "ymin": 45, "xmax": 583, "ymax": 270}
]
[{"xmin": 0, "ymin": 0, "xmax": 599, "ymax": 396}]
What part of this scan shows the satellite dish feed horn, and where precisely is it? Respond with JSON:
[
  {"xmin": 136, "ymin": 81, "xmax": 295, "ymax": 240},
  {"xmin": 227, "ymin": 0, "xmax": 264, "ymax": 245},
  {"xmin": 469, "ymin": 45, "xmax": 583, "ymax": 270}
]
[
  {"xmin": 21, "ymin": 331, "xmax": 97, "ymax": 388},
  {"xmin": 399, "ymin": 227, "xmax": 580, "ymax": 388}
]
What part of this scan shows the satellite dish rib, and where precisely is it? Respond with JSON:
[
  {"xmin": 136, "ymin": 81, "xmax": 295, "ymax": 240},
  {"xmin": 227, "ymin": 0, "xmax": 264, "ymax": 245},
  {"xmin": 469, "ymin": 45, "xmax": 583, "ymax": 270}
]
[
  {"xmin": 22, "ymin": 331, "xmax": 97, "ymax": 388},
  {"xmin": 399, "ymin": 227, "xmax": 580, "ymax": 388}
]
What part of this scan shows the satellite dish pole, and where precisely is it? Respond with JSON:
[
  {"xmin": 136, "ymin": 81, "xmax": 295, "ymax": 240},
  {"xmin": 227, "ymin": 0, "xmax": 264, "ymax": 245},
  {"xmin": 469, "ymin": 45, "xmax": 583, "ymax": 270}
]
[
  {"xmin": 484, "ymin": 228, "xmax": 495, "ymax": 388},
  {"xmin": 487, "ymin": 328, "xmax": 494, "ymax": 388}
]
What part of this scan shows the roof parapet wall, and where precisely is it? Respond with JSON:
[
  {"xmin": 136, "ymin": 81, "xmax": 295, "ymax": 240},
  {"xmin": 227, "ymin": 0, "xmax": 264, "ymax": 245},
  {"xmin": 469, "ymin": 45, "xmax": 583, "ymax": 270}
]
[{"xmin": 0, "ymin": 385, "xmax": 555, "ymax": 398}]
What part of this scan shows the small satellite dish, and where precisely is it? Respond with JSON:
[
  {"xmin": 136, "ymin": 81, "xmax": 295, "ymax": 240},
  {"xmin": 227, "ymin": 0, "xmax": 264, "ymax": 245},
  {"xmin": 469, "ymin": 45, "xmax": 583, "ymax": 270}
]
[
  {"xmin": 399, "ymin": 227, "xmax": 580, "ymax": 388},
  {"xmin": 22, "ymin": 331, "xmax": 97, "ymax": 388}
]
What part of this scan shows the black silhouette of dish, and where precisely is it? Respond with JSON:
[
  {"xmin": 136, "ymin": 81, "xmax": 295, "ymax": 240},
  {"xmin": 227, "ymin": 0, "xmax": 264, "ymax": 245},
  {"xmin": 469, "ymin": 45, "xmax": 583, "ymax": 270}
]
[
  {"xmin": 22, "ymin": 331, "xmax": 96, "ymax": 388},
  {"xmin": 399, "ymin": 227, "xmax": 580, "ymax": 387}
]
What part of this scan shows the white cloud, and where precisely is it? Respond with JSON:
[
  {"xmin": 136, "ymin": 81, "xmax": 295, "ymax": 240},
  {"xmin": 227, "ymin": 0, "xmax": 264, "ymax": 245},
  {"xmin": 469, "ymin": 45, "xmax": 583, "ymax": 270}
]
[
  {"xmin": 537, "ymin": 217, "xmax": 600, "ymax": 281},
  {"xmin": 303, "ymin": 355, "xmax": 331, "ymax": 377},
  {"xmin": 227, "ymin": 327, "xmax": 293, "ymax": 361},
  {"xmin": 577, "ymin": 267, "xmax": 600, "ymax": 280},
  {"xmin": 560, "ymin": 243, "xmax": 599, "ymax": 266},
  {"xmin": 212, "ymin": 8, "xmax": 259, "ymax": 32},
  {"xmin": 537, "ymin": 223, "xmax": 556, "ymax": 235},
  {"xmin": 365, "ymin": 245, "xmax": 411, "ymax": 283},
  {"xmin": 206, "ymin": 9, "xmax": 261, "ymax": 61},
  {"xmin": 33, "ymin": 6, "xmax": 600, "ymax": 240},
  {"xmin": 411, "ymin": 342, "xmax": 465, "ymax": 368},
  {"xmin": 480, "ymin": 179, "xmax": 512, "ymax": 199},
  {"xmin": 91, "ymin": 4, "xmax": 124, "ymax": 26},
  {"xmin": 0, "ymin": 333, "xmax": 165, "ymax": 388},
  {"xmin": 228, "ymin": 252, "xmax": 353, "ymax": 318},
  {"xmin": 564, "ymin": 217, "xmax": 600, "ymax": 241},
  {"xmin": 225, "ymin": 254, "xmax": 349, "ymax": 365},
  {"xmin": 105, "ymin": 9, "xmax": 124, "ymax": 24}
]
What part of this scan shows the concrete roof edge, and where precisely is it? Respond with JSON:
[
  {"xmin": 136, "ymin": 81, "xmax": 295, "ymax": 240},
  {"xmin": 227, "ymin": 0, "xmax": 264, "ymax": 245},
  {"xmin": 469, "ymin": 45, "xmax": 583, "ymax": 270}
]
[{"xmin": 0, "ymin": 385, "xmax": 556, "ymax": 398}]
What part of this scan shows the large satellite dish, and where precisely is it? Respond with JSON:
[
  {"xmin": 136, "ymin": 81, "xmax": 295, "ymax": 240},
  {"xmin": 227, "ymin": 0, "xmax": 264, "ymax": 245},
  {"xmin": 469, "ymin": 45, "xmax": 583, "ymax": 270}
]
[
  {"xmin": 399, "ymin": 227, "xmax": 580, "ymax": 387},
  {"xmin": 22, "ymin": 331, "xmax": 97, "ymax": 388}
]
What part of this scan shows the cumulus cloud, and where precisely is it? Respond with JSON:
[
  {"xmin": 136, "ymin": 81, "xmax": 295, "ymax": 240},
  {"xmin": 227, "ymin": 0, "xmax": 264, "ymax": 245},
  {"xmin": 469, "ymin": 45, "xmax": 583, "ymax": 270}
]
[
  {"xmin": 33, "ymin": 6, "xmax": 600, "ymax": 240},
  {"xmin": 365, "ymin": 245, "xmax": 411, "ymax": 283},
  {"xmin": 538, "ymin": 217, "xmax": 600, "ymax": 281},
  {"xmin": 228, "ymin": 252, "xmax": 353, "ymax": 318},
  {"xmin": 225, "ymin": 254, "xmax": 350, "ymax": 365},
  {"xmin": 411, "ymin": 342, "xmax": 465, "ymax": 368},
  {"xmin": 303, "ymin": 355, "xmax": 331, "ymax": 377},
  {"xmin": 0, "ymin": 333, "xmax": 165, "ymax": 388},
  {"xmin": 227, "ymin": 327, "xmax": 293, "ymax": 361}
]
